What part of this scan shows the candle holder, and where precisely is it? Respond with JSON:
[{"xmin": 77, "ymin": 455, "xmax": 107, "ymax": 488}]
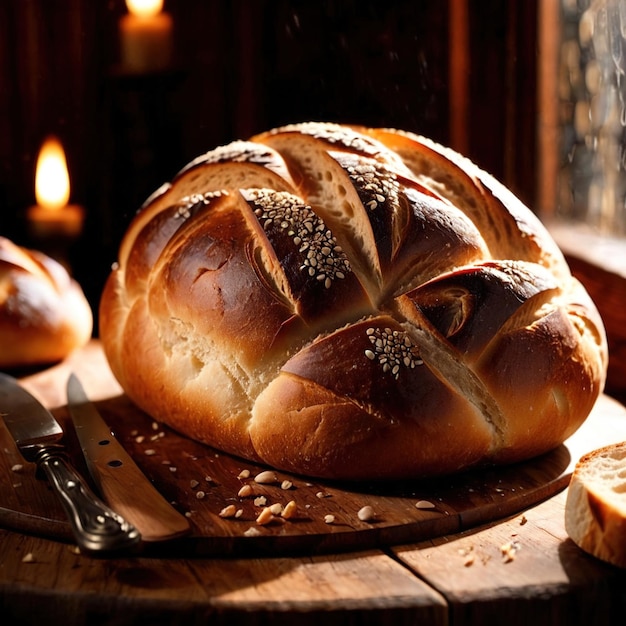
[{"xmin": 26, "ymin": 204, "xmax": 85, "ymax": 271}]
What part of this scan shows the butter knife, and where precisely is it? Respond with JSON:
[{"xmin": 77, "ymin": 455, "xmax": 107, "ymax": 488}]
[
  {"xmin": 0, "ymin": 372, "xmax": 141, "ymax": 554},
  {"xmin": 66, "ymin": 373, "xmax": 191, "ymax": 542}
]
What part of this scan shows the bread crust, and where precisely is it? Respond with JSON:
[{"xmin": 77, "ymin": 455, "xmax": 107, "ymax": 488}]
[
  {"xmin": 0, "ymin": 237, "xmax": 92, "ymax": 368},
  {"xmin": 565, "ymin": 442, "xmax": 626, "ymax": 569},
  {"xmin": 99, "ymin": 123, "xmax": 608, "ymax": 480}
]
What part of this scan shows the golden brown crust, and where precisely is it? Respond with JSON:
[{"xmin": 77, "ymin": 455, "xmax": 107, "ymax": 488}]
[
  {"xmin": 0, "ymin": 236, "xmax": 92, "ymax": 368},
  {"xmin": 99, "ymin": 123, "xmax": 608, "ymax": 480}
]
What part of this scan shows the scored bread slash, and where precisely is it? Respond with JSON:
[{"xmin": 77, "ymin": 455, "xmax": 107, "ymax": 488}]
[{"xmin": 98, "ymin": 121, "xmax": 606, "ymax": 488}]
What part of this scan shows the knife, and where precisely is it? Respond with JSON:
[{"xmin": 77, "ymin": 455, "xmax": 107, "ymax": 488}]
[
  {"xmin": 0, "ymin": 372, "xmax": 141, "ymax": 555},
  {"xmin": 66, "ymin": 373, "xmax": 191, "ymax": 542}
]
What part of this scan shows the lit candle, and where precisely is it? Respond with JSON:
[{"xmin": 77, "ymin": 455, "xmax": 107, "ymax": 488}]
[
  {"xmin": 27, "ymin": 136, "xmax": 84, "ymax": 240},
  {"xmin": 119, "ymin": 0, "xmax": 173, "ymax": 74}
]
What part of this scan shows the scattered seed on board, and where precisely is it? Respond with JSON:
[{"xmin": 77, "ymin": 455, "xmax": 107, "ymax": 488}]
[
  {"xmin": 11, "ymin": 464, "xmax": 23, "ymax": 473},
  {"xmin": 415, "ymin": 500, "xmax": 436, "ymax": 509},
  {"xmin": 256, "ymin": 507, "xmax": 274, "ymax": 525},
  {"xmin": 238, "ymin": 469, "xmax": 251, "ymax": 479},
  {"xmin": 219, "ymin": 504, "xmax": 237, "ymax": 518},
  {"xmin": 238, "ymin": 484, "xmax": 253, "ymax": 497},
  {"xmin": 281, "ymin": 480, "xmax": 293, "ymax": 490},
  {"xmin": 324, "ymin": 514, "xmax": 335, "ymax": 524},
  {"xmin": 254, "ymin": 496, "xmax": 267, "ymax": 507},
  {"xmin": 357, "ymin": 505, "xmax": 375, "ymax": 521},
  {"xmin": 281, "ymin": 500, "xmax": 297, "ymax": 519},
  {"xmin": 254, "ymin": 470, "xmax": 278, "ymax": 484}
]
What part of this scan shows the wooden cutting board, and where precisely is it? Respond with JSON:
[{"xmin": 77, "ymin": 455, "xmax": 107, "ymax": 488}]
[{"xmin": 1, "ymin": 341, "xmax": 626, "ymax": 557}]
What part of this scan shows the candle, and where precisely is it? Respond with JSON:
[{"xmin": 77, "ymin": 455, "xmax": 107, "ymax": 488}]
[
  {"xmin": 120, "ymin": 0, "xmax": 173, "ymax": 74},
  {"xmin": 27, "ymin": 136, "xmax": 84, "ymax": 240}
]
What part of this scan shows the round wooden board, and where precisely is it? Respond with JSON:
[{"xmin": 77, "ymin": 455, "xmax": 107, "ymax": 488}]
[{"xmin": 1, "ymin": 342, "xmax": 625, "ymax": 557}]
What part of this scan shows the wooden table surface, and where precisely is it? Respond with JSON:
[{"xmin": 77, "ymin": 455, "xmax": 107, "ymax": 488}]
[{"xmin": 2, "ymin": 341, "xmax": 626, "ymax": 626}]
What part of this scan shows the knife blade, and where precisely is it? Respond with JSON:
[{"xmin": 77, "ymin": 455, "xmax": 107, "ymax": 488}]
[
  {"xmin": 0, "ymin": 372, "xmax": 141, "ymax": 555},
  {"xmin": 66, "ymin": 373, "xmax": 190, "ymax": 542}
]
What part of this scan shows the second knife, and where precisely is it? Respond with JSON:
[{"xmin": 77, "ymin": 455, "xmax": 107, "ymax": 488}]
[{"xmin": 66, "ymin": 373, "xmax": 190, "ymax": 543}]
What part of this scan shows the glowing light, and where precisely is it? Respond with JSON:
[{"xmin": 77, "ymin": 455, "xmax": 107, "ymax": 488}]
[
  {"xmin": 35, "ymin": 136, "xmax": 70, "ymax": 212},
  {"xmin": 125, "ymin": 0, "xmax": 164, "ymax": 19}
]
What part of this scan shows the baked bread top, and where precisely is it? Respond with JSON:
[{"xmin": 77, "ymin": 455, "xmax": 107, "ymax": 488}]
[
  {"xmin": 0, "ymin": 236, "xmax": 93, "ymax": 368},
  {"xmin": 99, "ymin": 122, "xmax": 608, "ymax": 480}
]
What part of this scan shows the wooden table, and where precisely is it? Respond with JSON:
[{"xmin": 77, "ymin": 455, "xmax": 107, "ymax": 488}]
[{"xmin": 2, "ymin": 341, "xmax": 626, "ymax": 625}]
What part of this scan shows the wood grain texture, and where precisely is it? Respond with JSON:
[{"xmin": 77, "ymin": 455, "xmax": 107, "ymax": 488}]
[
  {"xmin": 394, "ymin": 490, "xmax": 626, "ymax": 625},
  {"xmin": 2, "ymin": 342, "xmax": 624, "ymax": 557},
  {"xmin": 2, "ymin": 342, "xmax": 626, "ymax": 625}
]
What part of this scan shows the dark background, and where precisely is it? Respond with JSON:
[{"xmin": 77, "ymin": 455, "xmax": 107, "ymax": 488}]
[{"xmin": 0, "ymin": 0, "xmax": 539, "ymax": 327}]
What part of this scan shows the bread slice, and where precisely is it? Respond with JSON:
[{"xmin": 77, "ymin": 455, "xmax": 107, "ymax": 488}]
[{"xmin": 565, "ymin": 442, "xmax": 626, "ymax": 568}]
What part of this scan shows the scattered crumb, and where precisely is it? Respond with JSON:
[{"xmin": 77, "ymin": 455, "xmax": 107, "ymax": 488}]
[
  {"xmin": 144, "ymin": 449, "xmax": 156, "ymax": 456},
  {"xmin": 168, "ymin": 466, "xmax": 177, "ymax": 473},
  {"xmin": 520, "ymin": 515, "xmax": 528, "ymax": 526},
  {"xmin": 195, "ymin": 491, "xmax": 206, "ymax": 500},
  {"xmin": 324, "ymin": 514, "xmax": 335, "ymax": 524},
  {"xmin": 458, "ymin": 546, "xmax": 475, "ymax": 567},
  {"xmin": 11, "ymin": 464, "xmax": 23, "ymax": 473},
  {"xmin": 244, "ymin": 526, "xmax": 262, "ymax": 537},
  {"xmin": 189, "ymin": 479, "xmax": 199, "ymax": 489},
  {"xmin": 21, "ymin": 552, "xmax": 35, "ymax": 563},
  {"xmin": 316, "ymin": 491, "xmax": 330, "ymax": 499},
  {"xmin": 253, "ymin": 496, "xmax": 267, "ymax": 507},
  {"xmin": 500, "ymin": 540, "xmax": 521, "ymax": 563}
]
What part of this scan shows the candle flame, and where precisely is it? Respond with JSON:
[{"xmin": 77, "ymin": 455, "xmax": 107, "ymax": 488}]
[
  {"xmin": 35, "ymin": 136, "xmax": 70, "ymax": 212},
  {"xmin": 126, "ymin": 0, "xmax": 164, "ymax": 18}
]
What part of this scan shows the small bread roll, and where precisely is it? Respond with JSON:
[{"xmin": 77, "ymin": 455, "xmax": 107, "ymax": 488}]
[
  {"xmin": 565, "ymin": 442, "xmax": 626, "ymax": 569},
  {"xmin": 0, "ymin": 236, "xmax": 93, "ymax": 368}
]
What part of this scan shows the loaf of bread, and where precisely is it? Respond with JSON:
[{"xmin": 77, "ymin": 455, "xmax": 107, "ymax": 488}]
[
  {"xmin": 0, "ymin": 236, "xmax": 92, "ymax": 368},
  {"xmin": 565, "ymin": 442, "xmax": 626, "ymax": 569},
  {"xmin": 99, "ymin": 122, "xmax": 608, "ymax": 480}
]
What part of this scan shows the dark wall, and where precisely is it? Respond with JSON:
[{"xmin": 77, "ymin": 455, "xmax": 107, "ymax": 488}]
[{"xmin": 0, "ymin": 0, "xmax": 538, "ymax": 327}]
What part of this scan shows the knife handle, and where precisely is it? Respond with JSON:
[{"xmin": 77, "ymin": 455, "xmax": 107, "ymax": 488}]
[{"xmin": 36, "ymin": 445, "xmax": 141, "ymax": 555}]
